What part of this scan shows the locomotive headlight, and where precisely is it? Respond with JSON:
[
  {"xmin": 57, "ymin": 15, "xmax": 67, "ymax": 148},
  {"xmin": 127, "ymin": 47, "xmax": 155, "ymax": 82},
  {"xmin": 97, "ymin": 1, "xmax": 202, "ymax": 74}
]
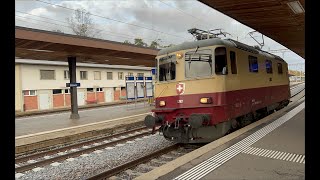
[
  {"xmin": 200, "ymin": 97, "xmax": 212, "ymax": 104},
  {"xmin": 176, "ymin": 53, "xmax": 183, "ymax": 59},
  {"xmin": 159, "ymin": 101, "xmax": 166, "ymax": 106}
]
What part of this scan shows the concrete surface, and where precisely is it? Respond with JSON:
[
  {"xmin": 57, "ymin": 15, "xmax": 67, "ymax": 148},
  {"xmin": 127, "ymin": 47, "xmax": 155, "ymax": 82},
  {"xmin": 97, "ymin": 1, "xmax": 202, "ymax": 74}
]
[
  {"xmin": 16, "ymin": 102, "xmax": 152, "ymax": 136},
  {"xmin": 156, "ymin": 103, "xmax": 305, "ymax": 180},
  {"xmin": 201, "ymin": 109, "xmax": 305, "ymax": 180}
]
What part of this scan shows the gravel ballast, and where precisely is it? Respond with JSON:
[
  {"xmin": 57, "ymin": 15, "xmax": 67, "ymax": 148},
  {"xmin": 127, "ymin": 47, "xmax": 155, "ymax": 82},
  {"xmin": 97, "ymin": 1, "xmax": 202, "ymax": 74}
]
[{"xmin": 16, "ymin": 134, "xmax": 175, "ymax": 180}]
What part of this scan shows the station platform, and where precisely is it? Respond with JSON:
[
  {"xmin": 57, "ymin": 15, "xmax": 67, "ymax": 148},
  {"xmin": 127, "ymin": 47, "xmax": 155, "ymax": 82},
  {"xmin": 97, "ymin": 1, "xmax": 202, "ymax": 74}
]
[
  {"xmin": 16, "ymin": 101, "xmax": 152, "ymax": 136},
  {"xmin": 15, "ymin": 98, "xmax": 150, "ymax": 118},
  {"xmin": 136, "ymin": 93, "xmax": 305, "ymax": 180},
  {"xmin": 15, "ymin": 102, "xmax": 153, "ymax": 153}
]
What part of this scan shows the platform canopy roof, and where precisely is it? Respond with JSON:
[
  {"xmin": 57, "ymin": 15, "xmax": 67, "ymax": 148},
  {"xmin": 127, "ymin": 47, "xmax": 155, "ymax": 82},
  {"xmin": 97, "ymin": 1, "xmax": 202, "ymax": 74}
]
[
  {"xmin": 198, "ymin": 0, "xmax": 305, "ymax": 59},
  {"xmin": 15, "ymin": 26, "xmax": 159, "ymax": 67}
]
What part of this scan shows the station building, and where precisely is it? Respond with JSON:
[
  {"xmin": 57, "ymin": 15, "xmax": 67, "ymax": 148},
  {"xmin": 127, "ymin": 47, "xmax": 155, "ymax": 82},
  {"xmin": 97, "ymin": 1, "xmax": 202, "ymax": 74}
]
[{"xmin": 15, "ymin": 58, "xmax": 152, "ymax": 112}]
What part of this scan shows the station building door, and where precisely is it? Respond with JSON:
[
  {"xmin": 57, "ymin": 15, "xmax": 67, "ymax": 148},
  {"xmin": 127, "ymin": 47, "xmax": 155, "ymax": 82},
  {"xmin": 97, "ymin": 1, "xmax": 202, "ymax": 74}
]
[
  {"xmin": 39, "ymin": 94, "xmax": 50, "ymax": 110},
  {"xmin": 77, "ymin": 91, "xmax": 85, "ymax": 106},
  {"xmin": 104, "ymin": 88, "xmax": 114, "ymax": 103}
]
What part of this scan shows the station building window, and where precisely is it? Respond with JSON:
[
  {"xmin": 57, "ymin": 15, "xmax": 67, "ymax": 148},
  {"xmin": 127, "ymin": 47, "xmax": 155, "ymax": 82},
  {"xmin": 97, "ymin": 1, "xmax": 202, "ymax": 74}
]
[
  {"xmin": 248, "ymin": 56, "xmax": 258, "ymax": 73},
  {"xmin": 107, "ymin": 72, "xmax": 113, "ymax": 80},
  {"xmin": 230, "ymin": 51, "xmax": 237, "ymax": 74},
  {"xmin": 52, "ymin": 89, "xmax": 62, "ymax": 94},
  {"xmin": 96, "ymin": 88, "xmax": 103, "ymax": 92},
  {"xmin": 40, "ymin": 70, "xmax": 55, "ymax": 80},
  {"xmin": 64, "ymin": 89, "xmax": 70, "ymax": 94},
  {"xmin": 128, "ymin": 72, "xmax": 134, "ymax": 76},
  {"xmin": 266, "ymin": 60, "xmax": 273, "ymax": 74},
  {"xmin": 64, "ymin": 70, "xmax": 70, "ymax": 80},
  {"xmin": 23, "ymin": 90, "xmax": 36, "ymax": 96},
  {"xmin": 87, "ymin": 88, "xmax": 94, "ymax": 92},
  {"xmin": 215, "ymin": 47, "xmax": 227, "ymax": 75},
  {"xmin": 118, "ymin": 72, "xmax": 124, "ymax": 80},
  {"xmin": 80, "ymin": 71, "xmax": 88, "ymax": 80},
  {"xmin": 94, "ymin": 71, "xmax": 101, "ymax": 80},
  {"xmin": 277, "ymin": 63, "xmax": 283, "ymax": 74}
]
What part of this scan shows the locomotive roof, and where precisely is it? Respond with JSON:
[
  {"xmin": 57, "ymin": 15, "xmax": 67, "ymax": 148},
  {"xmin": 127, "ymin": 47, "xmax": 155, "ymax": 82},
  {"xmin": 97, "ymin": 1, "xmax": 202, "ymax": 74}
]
[{"xmin": 158, "ymin": 38, "xmax": 285, "ymax": 62}]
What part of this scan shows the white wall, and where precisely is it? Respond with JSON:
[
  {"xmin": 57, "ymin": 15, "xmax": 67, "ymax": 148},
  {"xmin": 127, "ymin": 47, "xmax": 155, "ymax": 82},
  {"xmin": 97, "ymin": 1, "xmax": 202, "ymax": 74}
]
[
  {"xmin": 15, "ymin": 65, "xmax": 23, "ymax": 111},
  {"xmin": 20, "ymin": 64, "xmax": 152, "ymax": 90}
]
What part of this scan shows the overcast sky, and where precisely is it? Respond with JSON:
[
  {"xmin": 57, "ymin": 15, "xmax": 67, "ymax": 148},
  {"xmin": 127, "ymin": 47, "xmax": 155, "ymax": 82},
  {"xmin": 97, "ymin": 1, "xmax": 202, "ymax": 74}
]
[{"xmin": 15, "ymin": 0, "xmax": 305, "ymax": 71}]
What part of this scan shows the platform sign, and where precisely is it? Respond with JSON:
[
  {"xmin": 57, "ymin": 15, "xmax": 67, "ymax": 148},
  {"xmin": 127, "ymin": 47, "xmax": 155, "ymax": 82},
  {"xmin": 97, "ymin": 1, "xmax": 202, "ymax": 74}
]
[
  {"xmin": 125, "ymin": 76, "xmax": 135, "ymax": 99},
  {"xmin": 151, "ymin": 68, "xmax": 157, "ymax": 75},
  {"xmin": 66, "ymin": 83, "xmax": 80, "ymax": 87},
  {"xmin": 126, "ymin": 76, "xmax": 135, "ymax": 81},
  {"xmin": 145, "ymin": 76, "xmax": 152, "ymax": 81},
  {"xmin": 136, "ymin": 76, "xmax": 145, "ymax": 98},
  {"xmin": 145, "ymin": 76, "xmax": 153, "ymax": 97}
]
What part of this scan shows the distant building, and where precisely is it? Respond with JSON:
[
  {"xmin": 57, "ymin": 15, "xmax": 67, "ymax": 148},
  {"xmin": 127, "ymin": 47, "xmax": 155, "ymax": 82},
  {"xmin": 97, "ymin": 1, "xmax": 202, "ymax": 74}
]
[
  {"xmin": 289, "ymin": 75, "xmax": 305, "ymax": 82},
  {"xmin": 15, "ymin": 59, "xmax": 152, "ymax": 112}
]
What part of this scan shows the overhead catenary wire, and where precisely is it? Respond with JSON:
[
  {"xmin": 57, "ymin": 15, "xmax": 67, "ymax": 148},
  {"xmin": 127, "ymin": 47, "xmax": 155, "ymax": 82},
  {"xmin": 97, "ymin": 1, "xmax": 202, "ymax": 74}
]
[
  {"xmin": 15, "ymin": 15, "xmax": 139, "ymax": 41},
  {"xmin": 157, "ymin": 0, "xmax": 215, "ymax": 31},
  {"xmin": 35, "ymin": 0, "xmax": 186, "ymax": 39},
  {"xmin": 15, "ymin": 11, "xmax": 174, "ymax": 45},
  {"xmin": 28, "ymin": 0, "xmax": 299, "ymax": 55}
]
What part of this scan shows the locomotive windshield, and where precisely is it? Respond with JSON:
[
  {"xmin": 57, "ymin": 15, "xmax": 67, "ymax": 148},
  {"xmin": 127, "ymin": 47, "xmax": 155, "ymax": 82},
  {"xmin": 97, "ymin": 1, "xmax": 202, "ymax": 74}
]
[
  {"xmin": 158, "ymin": 55, "xmax": 176, "ymax": 81},
  {"xmin": 185, "ymin": 49, "xmax": 213, "ymax": 78}
]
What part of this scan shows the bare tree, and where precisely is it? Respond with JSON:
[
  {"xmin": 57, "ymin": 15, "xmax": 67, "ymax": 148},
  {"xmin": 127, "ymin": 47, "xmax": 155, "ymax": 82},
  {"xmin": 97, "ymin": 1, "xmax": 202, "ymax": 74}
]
[
  {"xmin": 149, "ymin": 39, "xmax": 161, "ymax": 49},
  {"xmin": 124, "ymin": 38, "xmax": 165, "ymax": 49},
  {"xmin": 124, "ymin": 40, "xmax": 132, "ymax": 44},
  {"xmin": 162, "ymin": 44, "xmax": 175, "ymax": 48},
  {"xmin": 66, "ymin": 8, "xmax": 101, "ymax": 38},
  {"xmin": 134, "ymin": 38, "xmax": 147, "ymax": 47}
]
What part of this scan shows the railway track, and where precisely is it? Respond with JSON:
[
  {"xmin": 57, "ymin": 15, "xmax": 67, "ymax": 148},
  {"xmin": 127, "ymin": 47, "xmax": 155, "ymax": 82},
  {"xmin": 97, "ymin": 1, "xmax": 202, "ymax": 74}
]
[
  {"xmin": 15, "ymin": 126, "xmax": 156, "ymax": 173},
  {"xmin": 85, "ymin": 85, "xmax": 305, "ymax": 180},
  {"xmin": 86, "ymin": 144, "xmax": 201, "ymax": 180},
  {"xmin": 290, "ymin": 83, "xmax": 305, "ymax": 97},
  {"xmin": 15, "ymin": 84, "xmax": 305, "ymax": 179}
]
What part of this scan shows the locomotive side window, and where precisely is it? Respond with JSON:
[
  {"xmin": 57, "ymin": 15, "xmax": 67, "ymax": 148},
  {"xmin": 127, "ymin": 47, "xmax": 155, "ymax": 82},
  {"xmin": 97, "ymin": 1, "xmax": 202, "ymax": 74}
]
[
  {"xmin": 185, "ymin": 49, "xmax": 212, "ymax": 78},
  {"xmin": 215, "ymin": 47, "xmax": 228, "ymax": 75},
  {"xmin": 277, "ymin": 63, "xmax": 283, "ymax": 74},
  {"xmin": 266, "ymin": 60, "xmax": 273, "ymax": 73},
  {"xmin": 248, "ymin": 56, "xmax": 258, "ymax": 73},
  {"xmin": 230, "ymin": 51, "xmax": 237, "ymax": 74}
]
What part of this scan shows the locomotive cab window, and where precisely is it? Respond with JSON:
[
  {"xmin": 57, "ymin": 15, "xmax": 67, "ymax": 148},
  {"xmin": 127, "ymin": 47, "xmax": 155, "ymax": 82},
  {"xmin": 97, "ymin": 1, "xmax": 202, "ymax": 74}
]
[
  {"xmin": 266, "ymin": 60, "xmax": 273, "ymax": 74},
  {"xmin": 158, "ymin": 55, "xmax": 176, "ymax": 81},
  {"xmin": 185, "ymin": 49, "xmax": 212, "ymax": 78},
  {"xmin": 248, "ymin": 56, "xmax": 258, "ymax": 73},
  {"xmin": 215, "ymin": 47, "xmax": 228, "ymax": 75},
  {"xmin": 277, "ymin": 63, "xmax": 283, "ymax": 74}
]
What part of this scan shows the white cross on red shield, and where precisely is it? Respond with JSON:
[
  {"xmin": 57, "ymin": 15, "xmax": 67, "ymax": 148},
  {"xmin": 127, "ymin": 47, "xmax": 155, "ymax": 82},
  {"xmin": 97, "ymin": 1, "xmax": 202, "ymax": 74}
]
[{"xmin": 176, "ymin": 83, "xmax": 185, "ymax": 95}]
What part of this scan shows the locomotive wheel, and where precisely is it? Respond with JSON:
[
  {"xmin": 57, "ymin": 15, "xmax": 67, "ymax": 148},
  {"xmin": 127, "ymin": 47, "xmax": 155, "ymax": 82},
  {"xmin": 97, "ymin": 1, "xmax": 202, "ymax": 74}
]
[
  {"xmin": 238, "ymin": 113, "xmax": 254, "ymax": 127},
  {"xmin": 231, "ymin": 118, "xmax": 239, "ymax": 129}
]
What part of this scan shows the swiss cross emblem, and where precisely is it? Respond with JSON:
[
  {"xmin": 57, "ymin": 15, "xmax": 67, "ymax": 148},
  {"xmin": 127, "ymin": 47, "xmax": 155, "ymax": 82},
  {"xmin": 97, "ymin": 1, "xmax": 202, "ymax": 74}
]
[{"xmin": 176, "ymin": 83, "xmax": 185, "ymax": 95}]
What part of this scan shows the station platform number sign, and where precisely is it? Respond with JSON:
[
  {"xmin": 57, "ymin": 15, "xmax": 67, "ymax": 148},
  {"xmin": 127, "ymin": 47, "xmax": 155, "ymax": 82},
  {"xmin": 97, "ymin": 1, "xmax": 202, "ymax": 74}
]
[
  {"xmin": 151, "ymin": 68, "xmax": 156, "ymax": 75},
  {"xmin": 66, "ymin": 83, "xmax": 81, "ymax": 87}
]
